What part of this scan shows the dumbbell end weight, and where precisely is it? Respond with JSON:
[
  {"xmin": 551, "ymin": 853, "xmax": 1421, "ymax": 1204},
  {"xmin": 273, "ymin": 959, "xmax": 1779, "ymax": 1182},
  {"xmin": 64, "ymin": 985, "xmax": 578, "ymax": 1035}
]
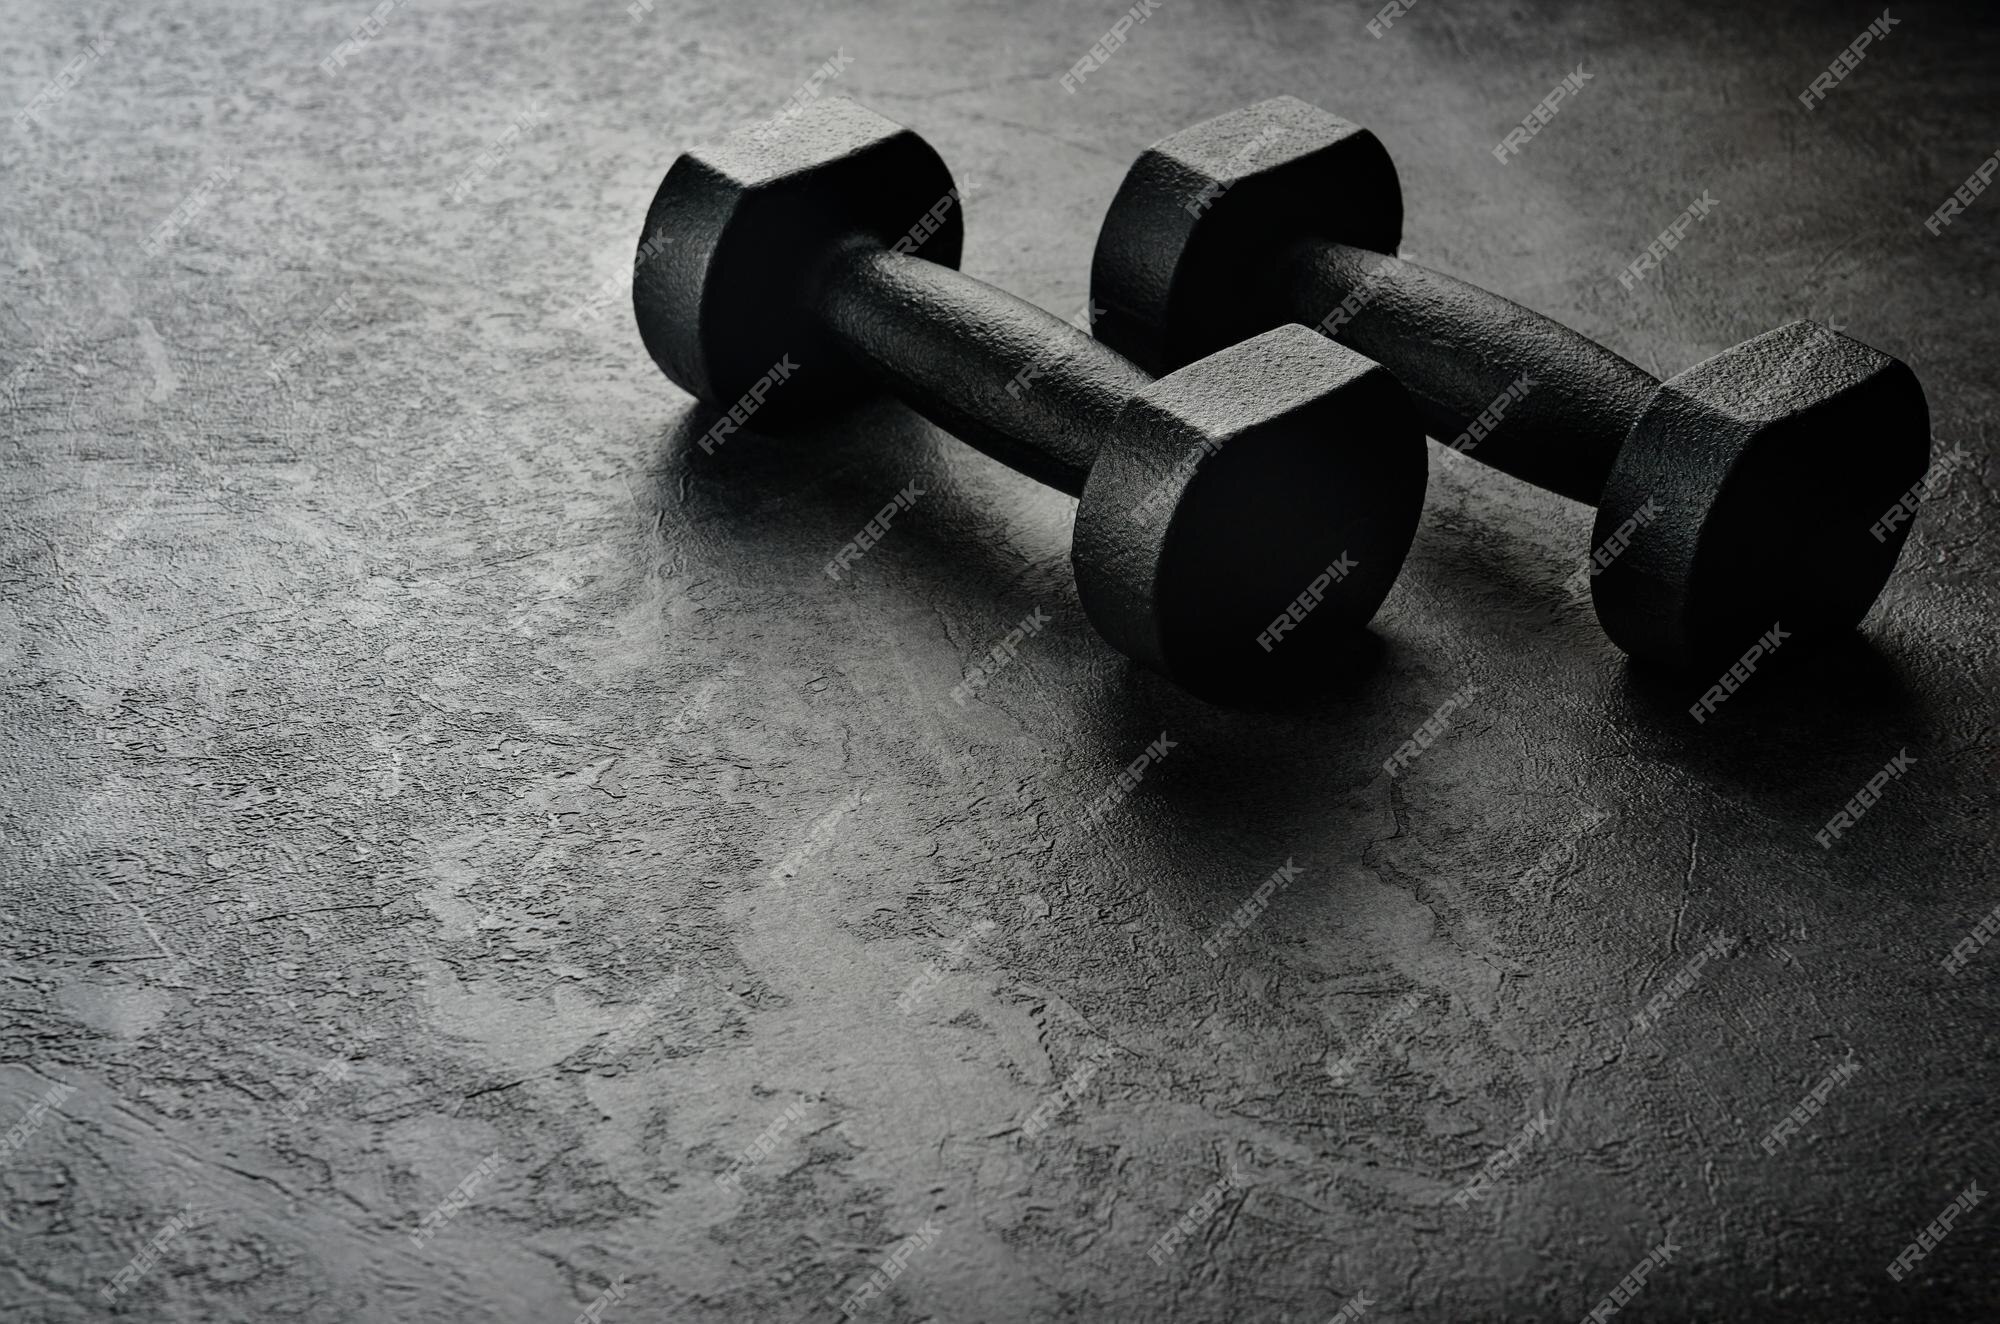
[
  {"xmin": 1094, "ymin": 96, "xmax": 1936, "ymax": 672},
  {"xmin": 1090, "ymin": 94, "xmax": 1403, "ymax": 379},
  {"xmin": 632, "ymin": 98, "xmax": 965, "ymax": 429},
  {"xmin": 1091, "ymin": 94, "xmax": 1656, "ymax": 503},
  {"xmin": 1074, "ymin": 324, "xmax": 1428, "ymax": 699},
  {"xmin": 1592, "ymin": 322, "xmax": 1931, "ymax": 670},
  {"xmin": 635, "ymin": 97, "xmax": 1430, "ymax": 700}
]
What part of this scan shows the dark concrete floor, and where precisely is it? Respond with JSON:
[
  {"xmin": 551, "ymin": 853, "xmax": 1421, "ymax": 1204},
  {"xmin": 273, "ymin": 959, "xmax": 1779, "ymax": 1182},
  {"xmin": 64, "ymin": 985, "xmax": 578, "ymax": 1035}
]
[{"xmin": 2, "ymin": 1, "xmax": 1996, "ymax": 1320}]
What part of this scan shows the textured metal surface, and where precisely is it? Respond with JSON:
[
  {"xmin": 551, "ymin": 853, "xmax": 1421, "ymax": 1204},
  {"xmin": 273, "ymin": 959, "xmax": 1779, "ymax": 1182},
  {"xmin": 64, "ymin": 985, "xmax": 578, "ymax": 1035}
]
[
  {"xmin": 1091, "ymin": 92, "xmax": 1658, "ymax": 504},
  {"xmin": 648, "ymin": 99, "xmax": 1426, "ymax": 694},
  {"xmin": 1095, "ymin": 96, "xmax": 1937, "ymax": 669},
  {"xmin": 815, "ymin": 237, "xmax": 1136, "ymax": 497},
  {"xmin": 1088, "ymin": 94, "xmax": 1404, "ymax": 377},
  {"xmin": 1271, "ymin": 236, "xmax": 1659, "ymax": 505},
  {"xmin": 3, "ymin": 2, "xmax": 1997, "ymax": 1323},
  {"xmin": 632, "ymin": 98, "xmax": 968, "ymax": 427},
  {"xmin": 1069, "ymin": 325, "xmax": 1427, "ymax": 696},
  {"xmin": 1594, "ymin": 322, "xmax": 1932, "ymax": 669}
]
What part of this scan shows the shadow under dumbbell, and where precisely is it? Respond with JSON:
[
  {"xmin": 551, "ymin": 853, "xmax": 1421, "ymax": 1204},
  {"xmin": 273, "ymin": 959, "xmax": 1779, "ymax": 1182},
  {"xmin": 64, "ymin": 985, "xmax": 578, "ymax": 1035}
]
[
  {"xmin": 640, "ymin": 400, "xmax": 1030, "ymax": 694},
  {"xmin": 1611, "ymin": 633, "xmax": 1922, "ymax": 827},
  {"xmin": 660, "ymin": 395, "xmax": 944, "ymax": 516},
  {"xmin": 652, "ymin": 394, "xmax": 1035, "ymax": 594},
  {"xmin": 1616, "ymin": 630, "xmax": 1913, "ymax": 729},
  {"xmin": 653, "ymin": 394, "xmax": 1399, "ymax": 717},
  {"xmin": 1101, "ymin": 629, "xmax": 1404, "ymax": 807}
]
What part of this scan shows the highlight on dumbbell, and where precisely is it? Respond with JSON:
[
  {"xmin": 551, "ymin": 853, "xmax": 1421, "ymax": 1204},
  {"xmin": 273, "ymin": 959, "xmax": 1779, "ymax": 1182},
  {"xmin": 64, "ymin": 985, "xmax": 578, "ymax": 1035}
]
[
  {"xmin": 632, "ymin": 96, "xmax": 1430, "ymax": 700},
  {"xmin": 1091, "ymin": 95, "xmax": 1933, "ymax": 672}
]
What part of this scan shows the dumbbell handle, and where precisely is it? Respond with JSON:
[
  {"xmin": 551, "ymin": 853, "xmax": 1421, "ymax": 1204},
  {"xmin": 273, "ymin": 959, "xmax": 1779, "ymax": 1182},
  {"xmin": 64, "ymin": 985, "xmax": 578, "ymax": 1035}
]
[
  {"xmin": 1270, "ymin": 239, "xmax": 1659, "ymax": 505},
  {"xmin": 815, "ymin": 240, "xmax": 1152, "ymax": 497}
]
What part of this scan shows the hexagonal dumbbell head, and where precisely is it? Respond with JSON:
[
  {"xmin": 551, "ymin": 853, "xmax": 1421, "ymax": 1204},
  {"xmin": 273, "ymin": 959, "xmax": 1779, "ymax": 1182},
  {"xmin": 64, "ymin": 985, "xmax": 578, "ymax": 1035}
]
[
  {"xmin": 1092, "ymin": 95, "xmax": 1402, "ymax": 376},
  {"xmin": 631, "ymin": 97, "xmax": 964, "ymax": 430},
  {"xmin": 1074, "ymin": 324, "xmax": 1427, "ymax": 698},
  {"xmin": 1592, "ymin": 321, "xmax": 1931, "ymax": 669}
]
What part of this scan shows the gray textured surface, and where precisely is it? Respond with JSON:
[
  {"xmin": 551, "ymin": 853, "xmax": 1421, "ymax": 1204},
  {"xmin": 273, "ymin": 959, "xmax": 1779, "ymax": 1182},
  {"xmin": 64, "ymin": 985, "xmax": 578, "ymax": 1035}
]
[{"xmin": 3, "ymin": 1, "xmax": 1997, "ymax": 1320}]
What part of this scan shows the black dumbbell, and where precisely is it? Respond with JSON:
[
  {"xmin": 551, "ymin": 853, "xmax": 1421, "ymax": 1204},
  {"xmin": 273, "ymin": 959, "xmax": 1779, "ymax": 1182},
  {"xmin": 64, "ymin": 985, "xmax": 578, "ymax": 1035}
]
[
  {"xmin": 632, "ymin": 96, "xmax": 1429, "ymax": 698},
  {"xmin": 1091, "ymin": 96, "xmax": 1933, "ymax": 671}
]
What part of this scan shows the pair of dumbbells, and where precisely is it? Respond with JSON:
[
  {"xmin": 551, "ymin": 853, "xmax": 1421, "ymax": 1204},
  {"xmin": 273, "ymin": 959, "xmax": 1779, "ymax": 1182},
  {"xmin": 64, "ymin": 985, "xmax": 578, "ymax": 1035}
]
[{"xmin": 633, "ymin": 96, "xmax": 1931, "ymax": 699}]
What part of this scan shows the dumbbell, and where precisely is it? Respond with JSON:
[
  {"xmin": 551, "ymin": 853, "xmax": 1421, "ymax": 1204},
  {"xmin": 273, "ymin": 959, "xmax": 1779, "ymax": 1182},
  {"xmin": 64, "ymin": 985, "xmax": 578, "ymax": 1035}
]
[
  {"xmin": 1091, "ymin": 96, "xmax": 1933, "ymax": 671},
  {"xmin": 632, "ymin": 96, "xmax": 1429, "ymax": 698}
]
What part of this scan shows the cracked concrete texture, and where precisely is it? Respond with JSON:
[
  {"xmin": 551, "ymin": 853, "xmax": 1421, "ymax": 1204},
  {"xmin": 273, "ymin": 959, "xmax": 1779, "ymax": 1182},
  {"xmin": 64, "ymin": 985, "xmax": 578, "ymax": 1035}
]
[{"xmin": 2, "ymin": 0, "xmax": 1997, "ymax": 1320}]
